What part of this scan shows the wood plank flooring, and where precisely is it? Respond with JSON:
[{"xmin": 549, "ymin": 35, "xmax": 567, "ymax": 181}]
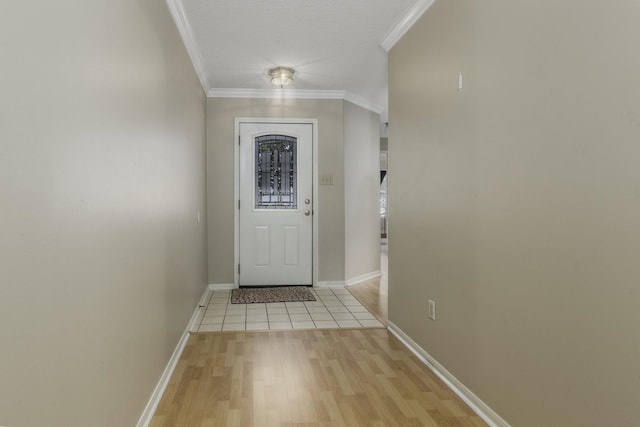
[
  {"xmin": 346, "ymin": 241, "xmax": 388, "ymax": 324},
  {"xmin": 346, "ymin": 278, "xmax": 388, "ymax": 325},
  {"xmin": 150, "ymin": 329, "xmax": 487, "ymax": 427}
]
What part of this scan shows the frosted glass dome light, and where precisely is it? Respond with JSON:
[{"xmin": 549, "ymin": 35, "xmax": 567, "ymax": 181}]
[{"xmin": 269, "ymin": 66, "xmax": 295, "ymax": 87}]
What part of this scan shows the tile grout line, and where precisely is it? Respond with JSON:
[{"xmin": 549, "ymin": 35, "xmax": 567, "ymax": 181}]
[{"xmin": 199, "ymin": 288, "xmax": 382, "ymax": 332}]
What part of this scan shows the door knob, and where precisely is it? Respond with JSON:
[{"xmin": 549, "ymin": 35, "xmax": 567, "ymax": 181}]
[
  {"xmin": 305, "ymin": 198, "xmax": 311, "ymax": 205},
  {"xmin": 304, "ymin": 209, "xmax": 311, "ymax": 216}
]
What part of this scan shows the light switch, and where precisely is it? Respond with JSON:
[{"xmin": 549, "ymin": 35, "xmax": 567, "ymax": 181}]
[{"xmin": 320, "ymin": 175, "xmax": 334, "ymax": 185}]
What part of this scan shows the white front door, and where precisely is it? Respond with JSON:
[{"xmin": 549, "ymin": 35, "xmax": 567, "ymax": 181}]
[{"xmin": 239, "ymin": 122, "xmax": 313, "ymax": 286}]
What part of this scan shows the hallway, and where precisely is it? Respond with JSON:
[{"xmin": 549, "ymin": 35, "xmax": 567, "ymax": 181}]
[{"xmin": 150, "ymin": 243, "xmax": 487, "ymax": 426}]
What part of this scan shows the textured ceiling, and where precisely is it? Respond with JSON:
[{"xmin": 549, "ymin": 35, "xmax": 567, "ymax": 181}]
[{"xmin": 180, "ymin": 0, "xmax": 415, "ymax": 119}]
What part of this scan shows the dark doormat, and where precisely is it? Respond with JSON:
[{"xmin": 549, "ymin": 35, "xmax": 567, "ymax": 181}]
[{"xmin": 231, "ymin": 286, "xmax": 316, "ymax": 304}]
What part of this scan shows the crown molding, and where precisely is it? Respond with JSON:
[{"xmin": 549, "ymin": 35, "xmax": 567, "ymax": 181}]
[
  {"xmin": 166, "ymin": 0, "xmax": 209, "ymax": 91},
  {"xmin": 208, "ymin": 88, "xmax": 347, "ymax": 99},
  {"xmin": 208, "ymin": 88, "xmax": 384, "ymax": 115},
  {"xmin": 344, "ymin": 92, "xmax": 384, "ymax": 114},
  {"xmin": 380, "ymin": 0, "xmax": 437, "ymax": 52}
]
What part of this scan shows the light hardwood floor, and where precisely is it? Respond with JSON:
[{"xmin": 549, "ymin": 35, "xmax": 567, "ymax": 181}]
[
  {"xmin": 150, "ymin": 244, "xmax": 487, "ymax": 426},
  {"xmin": 346, "ymin": 278, "xmax": 387, "ymax": 325},
  {"xmin": 347, "ymin": 241, "xmax": 388, "ymax": 324},
  {"xmin": 150, "ymin": 329, "xmax": 487, "ymax": 427}
]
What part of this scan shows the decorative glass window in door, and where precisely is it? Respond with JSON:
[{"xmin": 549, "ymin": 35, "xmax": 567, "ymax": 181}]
[{"xmin": 255, "ymin": 134, "xmax": 297, "ymax": 209}]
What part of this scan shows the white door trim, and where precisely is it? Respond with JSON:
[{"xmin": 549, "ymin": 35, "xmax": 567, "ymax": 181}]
[{"xmin": 234, "ymin": 118, "xmax": 319, "ymax": 288}]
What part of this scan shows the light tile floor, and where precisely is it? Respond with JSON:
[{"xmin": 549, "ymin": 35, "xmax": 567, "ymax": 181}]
[{"xmin": 196, "ymin": 287, "xmax": 384, "ymax": 332}]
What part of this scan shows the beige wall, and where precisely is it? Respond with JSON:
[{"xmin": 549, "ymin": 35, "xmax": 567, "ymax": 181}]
[
  {"xmin": 344, "ymin": 102, "xmax": 381, "ymax": 281},
  {"xmin": 389, "ymin": 1, "xmax": 640, "ymax": 426},
  {"xmin": 207, "ymin": 98, "xmax": 345, "ymax": 283},
  {"xmin": 0, "ymin": 1, "xmax": 207, "ymax": 426}
]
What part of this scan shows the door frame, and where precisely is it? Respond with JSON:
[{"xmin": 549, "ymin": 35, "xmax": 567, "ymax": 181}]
[{"xmin": 234, "ymin": 117, "xmax": 319, "ymax": 288}]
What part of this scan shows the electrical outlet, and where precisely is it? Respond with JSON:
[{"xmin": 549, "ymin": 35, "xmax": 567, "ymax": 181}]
[{"xmin": 428, "ymin": 299, "xmax": 436, "ymax": 321}]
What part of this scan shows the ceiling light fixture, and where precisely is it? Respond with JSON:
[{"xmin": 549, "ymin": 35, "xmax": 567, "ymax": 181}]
[{"xmin": 268, "ymin": 66, "xmax": 295, "ymax": 87}]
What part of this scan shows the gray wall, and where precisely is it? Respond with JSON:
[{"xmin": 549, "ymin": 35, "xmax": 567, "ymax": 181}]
[
  {"xmin": 0, "ymin": 1, "xmax": 208, "ymax": 426},
  {"xmin": 344, "ymin": 102, "xmax": 381, "ymax": 281},
  {"xmin": 207, "ymin": 98, "xmax": 345, "ymax": 284},
  {"xmin": 388, "ymin": 1, "xmax": 640, "ymax": 426}
]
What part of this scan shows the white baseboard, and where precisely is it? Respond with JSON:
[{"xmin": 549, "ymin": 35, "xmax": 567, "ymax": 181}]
[
  {"xmin": 345, "ymin": 270, "xmax": 382, "ymax": 287},
  {"xmin": 188, "ymin": 286, "xmax": 213, "ymax": 333},
  {"xmin": 317, "ymin": 281, "xmax": 346, "ymax": 288},
  {"xmin": 387, "ymin": 322, "xmax": 511, "ymax": 427},
  {"xmin": 136, "ymin": 286, "xmax": 212, "ymax": 427},
  {"xmin": 209, "ymin": 283, "xmax": 235, "ymax": 291}
]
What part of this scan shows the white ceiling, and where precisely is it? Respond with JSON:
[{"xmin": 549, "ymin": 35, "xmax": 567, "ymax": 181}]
[{"xmin": 175, "ymin": 0, "xmax": 422, "ymax": 124}]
